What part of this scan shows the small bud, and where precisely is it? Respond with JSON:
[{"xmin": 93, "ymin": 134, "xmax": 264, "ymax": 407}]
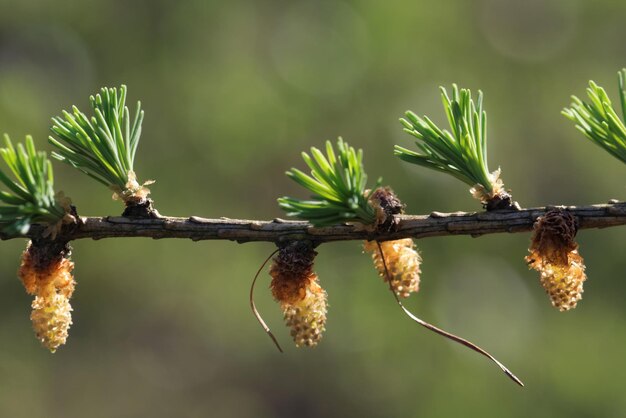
[
  {"xmin": 368, "ymin": 187, "xmax": 404, "ymax": 230},
  {"xmin": 111, "ymin": 170, "xmax": 153, "ymax": 204},
  {"xmin": 526, "ymin": 209, "xmax": 587, "ymax": 311},
  {"xmin": 470, "ymin": 169, "xmax": 505, "ymax": 204},
  {"xmin": 364, "ymin": 238, "xmax": 421, "ymax": 298},
  {"xmin": 470, "ymin": 169, "xmax": 519, "ymax": 210}
]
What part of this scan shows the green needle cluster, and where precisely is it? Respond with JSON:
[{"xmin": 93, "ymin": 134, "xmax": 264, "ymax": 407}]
[
  {"xmin": 278, "ymin": 138, "xmax": 379, "ymax": 227},
  {"xmin": 0, "ymin": 135, "xmax": 67, "ymax": 234},
  {"xmin": 49, "ymin": 85, "xmax": 144, "ymax": 190},
  {"xmin": 563, "ymin": 69, "xmax": 626, "ymax": 164},
  {"xmin": 395, "ymin": 85, "xmax": 494, "ymax": 192}
]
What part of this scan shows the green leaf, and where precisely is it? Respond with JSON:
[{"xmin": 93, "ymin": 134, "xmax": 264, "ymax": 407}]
[
  {"xmin": 396, "ymin": 84, "xmax": 494, "ymax": 192},
  {"xmin": 278, "ymin": 138, "xmax": 377, "ymax": 226},
  {"xmin": 49, "ymin": 85, "xmax": 145, "ymax": 192},
  {"xmin": 0, "ymin": 135, "xmax": 67, "ymax": 234},
  {"xmin": 564, "ymin": 69, "xmax": 626, "ymax": 166}
]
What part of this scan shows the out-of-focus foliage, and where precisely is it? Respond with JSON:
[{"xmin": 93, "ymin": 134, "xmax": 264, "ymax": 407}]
[
  {"xmin": 0, "ymin": 135, "xmax": 66, "ymax": 234},
  {"xmin": 1, "ymin": 1, "xmax": 626, "ymax": 417},
  {"xmin": 563, "ymin": 69, "xmax": 626, "ymax": 165}
]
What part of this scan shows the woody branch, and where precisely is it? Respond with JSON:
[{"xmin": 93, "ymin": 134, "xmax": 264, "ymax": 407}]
[{"xmin": 7, "ymin": 201, "xmax": 626, "ymax": 243}]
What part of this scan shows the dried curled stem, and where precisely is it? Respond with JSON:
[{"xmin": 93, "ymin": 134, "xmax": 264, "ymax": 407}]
[
  {"xmin": 374, "ymin": 241, "xmax": 524, "ymax": 387},
  {"xmin": 250, "ymin": 249, "xmax": 283, "ymax": 352}
]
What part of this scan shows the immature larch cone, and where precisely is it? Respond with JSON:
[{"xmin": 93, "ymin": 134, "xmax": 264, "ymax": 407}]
[
  {"xmin": 525, "ymin": 209, "xmax": 586, "ymax": 311},
  {"xmin": 365, "ymin": 187, "xmax": 421, "ymax": 298},
  {"xmin": 282, "ymin": 281, "xmax": 328, "ymax": 347},
  {"xmin": 364, "ymin": 239, "xmax": 421, "ymax": 298},
  {"xmin": 30, "ymin": 293, "xmax": 73, "ymax": 352},
  {"xmin": 270, "ymin": 241, "xmax": 327, "ymax": 347},
  {"xmin": 18, "ymin": 241, "xmax": 75, "ymax": 352}
]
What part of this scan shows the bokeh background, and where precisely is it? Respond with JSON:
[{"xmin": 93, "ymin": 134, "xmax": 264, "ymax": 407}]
[{"xmin": 0, "ymin": 0, "xmax": 625, "ymax": 417}]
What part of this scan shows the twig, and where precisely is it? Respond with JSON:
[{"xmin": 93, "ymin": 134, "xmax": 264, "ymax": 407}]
[{"xmin": 4, "ymin": 201, "xmax": 626, "ymax": 243}]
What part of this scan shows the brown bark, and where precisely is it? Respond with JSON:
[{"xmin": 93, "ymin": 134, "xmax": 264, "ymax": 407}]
[{"xmin": 4, "ymin": 201, "xmax": 626, "ymax": 243}]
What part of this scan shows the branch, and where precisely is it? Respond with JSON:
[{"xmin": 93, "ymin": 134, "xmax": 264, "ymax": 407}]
[{"xmin": 4, "ymin": 201, "xmax": 626, "ymax": 243}]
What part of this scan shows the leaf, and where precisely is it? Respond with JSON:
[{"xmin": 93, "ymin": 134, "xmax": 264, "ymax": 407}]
[{"xmin": 280, "ymin": 138, "xmax": 377, "ymax": 226}]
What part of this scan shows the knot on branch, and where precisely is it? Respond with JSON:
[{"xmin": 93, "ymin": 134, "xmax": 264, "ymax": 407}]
[
  {"xmin": 369, "ymin": 187, "xmax": 404, "ymax": 231},
  {"xmin": 121, "ymin": 198, "xmax": 160, "ymax": 219}
]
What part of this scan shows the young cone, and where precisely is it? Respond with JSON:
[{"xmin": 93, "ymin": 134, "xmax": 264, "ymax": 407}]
[
  {"xmin": 364, "ymin": 187, "xmax": 422, "ymax": 298},
  {"xmin": 18, "ymin": 240, "xmax": 75, "ymax": 352},
  {"xmin": 364, "ymin": 239, "xmax": 421, "ymax": 298},
  {"xmin": 270, "ymin": 241, "xmax": 327, "ymax": 347},
  {"xmin": 525, "ymin": 209, "xmax": 587, "ymax": 311},
  {"xmin": 30, "ymin": 294, "xmax": 73, "ymax": 352}
]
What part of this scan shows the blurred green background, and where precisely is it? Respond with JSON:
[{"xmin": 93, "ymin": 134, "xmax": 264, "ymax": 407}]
[{"xmin": 0, "ymin": 0, "xmax": 625, "ymax": 417}]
